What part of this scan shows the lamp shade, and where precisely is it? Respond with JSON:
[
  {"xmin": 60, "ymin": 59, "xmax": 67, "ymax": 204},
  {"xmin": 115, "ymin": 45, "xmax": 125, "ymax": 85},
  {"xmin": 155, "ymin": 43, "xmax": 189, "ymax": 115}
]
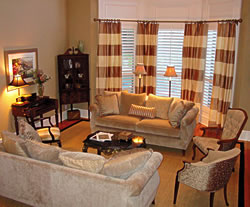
[
  {"xmin": 133, "ymin": 63, "xmax": 147, "ymax": 75},
  {"xmin": 9, "ymin": 75, "xmax": 27, "ymax": 87},
  {"xmin": 164, "ymin": 66, "xmax": 177, "ymax": 77}
]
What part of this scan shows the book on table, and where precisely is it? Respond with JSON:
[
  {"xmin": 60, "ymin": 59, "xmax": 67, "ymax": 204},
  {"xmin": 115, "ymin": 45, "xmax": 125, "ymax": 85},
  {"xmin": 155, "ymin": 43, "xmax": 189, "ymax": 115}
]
[{"xmin": 90, "ymin": 132, "xmax": 113, "ymax": 142}]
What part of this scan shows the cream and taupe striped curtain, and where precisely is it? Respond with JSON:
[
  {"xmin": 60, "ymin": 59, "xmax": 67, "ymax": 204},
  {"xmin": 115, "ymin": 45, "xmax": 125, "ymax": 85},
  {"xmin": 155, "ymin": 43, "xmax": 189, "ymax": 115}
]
[
  {"xmin": 136, "ymin": 22, "xmax": 159, "ymax": 94},
  {"xmin": 96, "ymin": 21, "xmax": 122, "ymax": 94},
  {"xmin": 209, "ymin": 22, "xmax": 236, "ymax": 126},
  {"xmin": 181, "ymin": 23, "xmax": 208, "ymax": 103}
]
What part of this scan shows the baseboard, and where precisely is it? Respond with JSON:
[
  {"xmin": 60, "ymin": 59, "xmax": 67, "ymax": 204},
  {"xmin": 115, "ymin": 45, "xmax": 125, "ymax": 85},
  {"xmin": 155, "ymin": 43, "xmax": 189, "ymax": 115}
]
[{"xmin": 239, "ymin": 130, "xmax": 250, "ymax": 141}]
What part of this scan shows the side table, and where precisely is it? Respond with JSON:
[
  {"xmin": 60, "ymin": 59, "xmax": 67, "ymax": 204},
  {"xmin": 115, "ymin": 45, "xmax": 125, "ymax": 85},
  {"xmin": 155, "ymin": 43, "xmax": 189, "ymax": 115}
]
[{"xmin": 11, "ymin": 97, "xmax": 59, "ymax": 134}]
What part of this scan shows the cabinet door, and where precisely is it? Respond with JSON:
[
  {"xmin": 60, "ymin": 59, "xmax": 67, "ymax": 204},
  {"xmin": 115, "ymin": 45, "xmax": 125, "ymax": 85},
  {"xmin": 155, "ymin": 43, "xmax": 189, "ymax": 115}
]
[
  {"xmin": 58, "ymin": 56, "xmax": 74, "ymax": 90},
  {"xmin": 73, "ymin": 55, "xmax": 89, "ymax": 89}
]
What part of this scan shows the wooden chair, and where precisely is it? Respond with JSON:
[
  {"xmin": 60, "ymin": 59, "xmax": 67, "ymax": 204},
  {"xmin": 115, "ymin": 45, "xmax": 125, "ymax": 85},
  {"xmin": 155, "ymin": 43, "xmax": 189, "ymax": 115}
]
[
  {"xmin": 173, "ymin": 148, "xmax": 241, "ymax": 207},
  {"xmin": 26, "ymin": 116, "xmax": 62, "ymax": 147},
  {"xmin": 192, "ymin": 108, "xmax": 247, "ymax": 160}
]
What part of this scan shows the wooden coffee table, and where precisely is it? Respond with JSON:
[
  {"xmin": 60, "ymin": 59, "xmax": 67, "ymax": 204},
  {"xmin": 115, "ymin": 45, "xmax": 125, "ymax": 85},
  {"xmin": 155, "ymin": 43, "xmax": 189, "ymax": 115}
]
[{"xmin": 82, "ymin": 131, "xmax": 146, "ymax": 155}]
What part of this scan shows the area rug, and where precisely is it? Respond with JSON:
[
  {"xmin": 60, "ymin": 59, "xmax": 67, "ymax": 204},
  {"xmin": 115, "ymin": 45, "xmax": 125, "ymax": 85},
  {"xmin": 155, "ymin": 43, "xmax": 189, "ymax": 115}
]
[{"xmin": 58, "ymin": 118, "xmax": 89, "ymax": 131}]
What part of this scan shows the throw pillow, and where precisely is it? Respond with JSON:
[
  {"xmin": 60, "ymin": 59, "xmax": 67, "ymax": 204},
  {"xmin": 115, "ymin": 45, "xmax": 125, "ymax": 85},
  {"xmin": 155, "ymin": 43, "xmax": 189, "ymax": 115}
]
[
  {"xmin": 18, "ymin": 119, "xmax": 42, "ymax": 142},
  {"xmin": 104, "ymin": 91, "xmax": 121, "ymax": 107},
  {"xmin": 145, "ymin": 94, "xmax": 173, "ymax": 120},
  {"xmin": 183, "ymin": 100, "xmax": 195, "ymax": 114},
  {"xmin": 59, "ymin": 152, "xmax": 106, "ymax": 173},
  {"xmin": 168, "ymin": 101, "xmax": 186, "ymax": 128},
  {"xmin": 101, "ymin": 148, "xmax": 152, "ymax": 179},
  {"xmin": 1, "ymin": 131, "xmax": 29, "ymax": 157},
  {"xmin": 120, "ymin": 91, "xmax": 147, "ymax": 115},
  {"xmin": 128, "ymin": 104, "xmax": 156, "ymax": 119},
  {"xmin": 25, "ymin": 140, "xmax": 64, "ymax": 164},
  {"xmin": 95, "ymin": 94, "xmax": 120, "ymax": 116}
]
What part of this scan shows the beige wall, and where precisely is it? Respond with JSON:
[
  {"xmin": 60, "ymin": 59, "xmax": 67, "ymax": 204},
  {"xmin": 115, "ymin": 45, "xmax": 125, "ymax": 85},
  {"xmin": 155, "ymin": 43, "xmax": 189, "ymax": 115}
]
[
  {"xmin": 234, "ymin": 0, "xmax": 250, "ymax": 130},
  {"xmin": 67, "ymin": 0, "xmax": 98, "ymax": 108},
  {"xmin": 0, "ymin": 0, "xmax": 68, "ymax": 132}
]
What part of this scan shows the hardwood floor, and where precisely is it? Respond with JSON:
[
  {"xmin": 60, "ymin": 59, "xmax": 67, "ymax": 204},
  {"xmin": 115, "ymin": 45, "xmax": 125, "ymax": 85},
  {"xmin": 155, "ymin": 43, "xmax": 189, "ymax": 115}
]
[{"xmin": 0, "ymin": 121, "xmax": 244, "ymax": 207}]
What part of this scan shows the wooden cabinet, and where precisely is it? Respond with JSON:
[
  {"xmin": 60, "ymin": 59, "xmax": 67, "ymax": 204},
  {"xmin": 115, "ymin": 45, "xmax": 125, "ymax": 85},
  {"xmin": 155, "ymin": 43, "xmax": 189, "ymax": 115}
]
[{"xmin": 57, "ymin": 49, "xmax": 90, "ymax": 122}]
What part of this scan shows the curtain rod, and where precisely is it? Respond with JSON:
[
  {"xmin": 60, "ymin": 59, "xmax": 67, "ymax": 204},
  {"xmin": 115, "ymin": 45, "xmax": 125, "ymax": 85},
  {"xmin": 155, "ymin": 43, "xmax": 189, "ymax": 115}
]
[{"xmin": 94, "ymin": 18, "xmax": 242, "ymax": 24}]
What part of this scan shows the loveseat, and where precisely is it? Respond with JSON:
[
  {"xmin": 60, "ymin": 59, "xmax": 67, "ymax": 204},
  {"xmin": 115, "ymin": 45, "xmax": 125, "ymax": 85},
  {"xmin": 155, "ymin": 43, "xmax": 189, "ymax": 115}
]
[
  {"xmin": 0, "ymin": 130, "xmax": 163, "ymax": 207},
  {"xmin": 90, "ymin": 91, "xmax": 199, "ymax": 154}
]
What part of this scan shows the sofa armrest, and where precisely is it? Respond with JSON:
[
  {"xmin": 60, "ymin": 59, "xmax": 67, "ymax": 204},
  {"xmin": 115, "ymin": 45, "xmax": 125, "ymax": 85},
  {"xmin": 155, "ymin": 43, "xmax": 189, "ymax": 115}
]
[
  {"xmin": 89, "ymin": 104, "xmax": 100, "ymax": 131},
  {"xmin": 89, "ymin": 103, "xmax": 99, "ymax": 115},
  {"xmin": 125, "ymin": 152, "xmax": 163, "ymax": 196},
  {"xmin": 181, "ymin": 106, "xmax": 199, "ymax": 127}
]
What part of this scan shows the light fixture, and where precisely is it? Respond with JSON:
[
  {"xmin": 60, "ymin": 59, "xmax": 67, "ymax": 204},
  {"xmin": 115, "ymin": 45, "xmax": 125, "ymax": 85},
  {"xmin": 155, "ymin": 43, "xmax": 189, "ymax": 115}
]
[
  {"xmin": 164, "ymin": 66, "xmax": 177, "ymax": 97},
  {"xmin": 133, "ymin": 63, "xmax": 147, "ymax": 93},
  {"xmin": 9, "ymin": 75, "xmax": 27, "ymax": 103}
]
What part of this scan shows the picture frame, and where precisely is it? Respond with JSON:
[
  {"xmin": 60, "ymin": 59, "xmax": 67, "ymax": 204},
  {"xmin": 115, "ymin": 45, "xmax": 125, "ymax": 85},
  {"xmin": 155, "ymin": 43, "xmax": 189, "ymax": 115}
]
[{"xmin": 4, "ymin": 48, "xmax": 38, "ymax": 91}]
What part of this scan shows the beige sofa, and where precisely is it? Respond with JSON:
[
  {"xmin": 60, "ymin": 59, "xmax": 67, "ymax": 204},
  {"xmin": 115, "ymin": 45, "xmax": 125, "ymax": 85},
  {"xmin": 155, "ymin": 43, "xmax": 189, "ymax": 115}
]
[
  {"xmin": 90, "ymin": 91, "xmax": 199, "ymax": 154},
  {"xmin": 0, "ymin": 140, "xmax": 162, "ymax": 207}
]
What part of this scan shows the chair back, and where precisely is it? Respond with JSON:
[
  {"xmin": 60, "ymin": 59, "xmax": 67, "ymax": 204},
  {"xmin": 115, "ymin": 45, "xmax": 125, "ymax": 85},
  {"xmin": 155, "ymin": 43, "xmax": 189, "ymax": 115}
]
[
  {"xmin": 201, "ymin": 148, "xmax": 240, "ymax": 191},
  {"xmin": 221, "ymin": 108, "xmax": 248, "ymax": 142},
  {"xmin": 178, "ymin": 148, "xmax": 240, "ymax": 192}
]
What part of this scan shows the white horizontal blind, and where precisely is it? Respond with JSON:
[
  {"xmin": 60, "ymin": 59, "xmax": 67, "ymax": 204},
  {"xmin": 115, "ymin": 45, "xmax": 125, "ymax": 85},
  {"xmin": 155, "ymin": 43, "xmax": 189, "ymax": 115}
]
[
  {"xmin": 156, "ymin": 30, "xmax": 184, "ymax": 97},
  {"xmin": 121, "ymin": 28, "xmax": 135, "ymax": 93},
  {"xmin": 203, "ymin": 30, "xmax": 217, "ymax": 107}
]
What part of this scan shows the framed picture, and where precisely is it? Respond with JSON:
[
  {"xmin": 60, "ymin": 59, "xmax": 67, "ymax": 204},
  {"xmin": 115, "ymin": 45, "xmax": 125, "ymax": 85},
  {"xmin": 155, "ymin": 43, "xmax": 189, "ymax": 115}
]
[{"xmin": 4, "ymin": 48, "xmax": 38, "ymax": 91}]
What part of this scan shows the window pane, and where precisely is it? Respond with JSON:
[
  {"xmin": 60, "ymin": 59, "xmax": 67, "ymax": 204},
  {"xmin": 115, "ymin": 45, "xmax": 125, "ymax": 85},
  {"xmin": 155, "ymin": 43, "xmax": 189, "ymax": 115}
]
[
  {"xmin": 156, "ymin": 30, "xmax": 184, "ymax": 97},
  {"xmin": 203, "ymin": 30, "xmax": 217, "ymax": 107},
  {"xmin": 122, "ymin": 29, "xmax": 135, "ymax": 93}
]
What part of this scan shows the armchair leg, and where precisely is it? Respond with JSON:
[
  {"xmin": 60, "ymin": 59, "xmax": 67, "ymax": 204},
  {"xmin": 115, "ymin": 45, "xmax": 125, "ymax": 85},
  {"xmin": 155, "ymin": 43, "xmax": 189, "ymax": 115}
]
[
  {"xmin": 224, "ymin": 185, "xmax": 229, "ymax": 206},
  {"xmin": 192, "ymin": 144, "xmax": 196, "ymax": 160},
  {"xmin": 57, "ymin": 141, "xmax": 62, "ymax": 148},
  {"xmin": 210, "ymin": 192, "xmax": 215, "ymax": 207},
  {"xmin": 152, "ymin": 199, "xmax": 155, "ymax": 205},
  {"xmin": 173, "ymin": 175, "xmax": 180, "ymax": 204}
]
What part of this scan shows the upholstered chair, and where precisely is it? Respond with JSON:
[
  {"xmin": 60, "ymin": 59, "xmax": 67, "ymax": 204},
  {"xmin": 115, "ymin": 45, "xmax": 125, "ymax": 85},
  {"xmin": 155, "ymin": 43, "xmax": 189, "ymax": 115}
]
[
  {"xmin": 192, "ymin": 108, "xmax": 247, "ymax": 160},
  {"xmin": 26, "ymin": 117, "xmax": 62, "ymax": 147},
  {"xmin": 173, "ymin": 148, "xmax": 241, "ymax": 207}
]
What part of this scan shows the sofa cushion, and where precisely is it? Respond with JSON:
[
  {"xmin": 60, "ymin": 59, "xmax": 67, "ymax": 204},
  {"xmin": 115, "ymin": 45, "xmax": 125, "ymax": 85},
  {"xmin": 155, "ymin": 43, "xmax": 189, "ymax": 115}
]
[
  {"xmin": 128, "ymin": 104, "xmax": 156, "ymax": 119},
  {"xmin": 136, "ymin": 119, "xmax": 180, "ymax": 138},
  {"xmin": 1, "ymin": 131, "xmax": 29, "ymax": 157},
  {"xmin": 96, "ymin": 94, "xmax": 119, "ymax": 116},
  {"xmin": 96, "ymin": 115, "xmax": 141, "ymax": 131},
  {"xmin": 104, "ymin": 91, "xmax": 121, "ymax": 107},
  {"xmin": 59, "ymin": 152, "xmax": 106, "ymax": 173},
  {"xmin": 25, "ymin": 140, "xmax": 64, "ymax": 164},
  {"xmin": 120, "ymin": 91, "xmax": 147, "ymax": 115},
  {"xmin": 101, "ymin": 148, "xmax": 152, "ymax": 179},
  {"xmin": 18, "ymin": 119, "xmax": 42, "ymax": 142},
  {"xmin": 168, "ymin": 101, "xmax": 186, "ymax": 128},
  {"xmin": 145, "ymin": 94, "xmax": 173, "ymax": 120}
]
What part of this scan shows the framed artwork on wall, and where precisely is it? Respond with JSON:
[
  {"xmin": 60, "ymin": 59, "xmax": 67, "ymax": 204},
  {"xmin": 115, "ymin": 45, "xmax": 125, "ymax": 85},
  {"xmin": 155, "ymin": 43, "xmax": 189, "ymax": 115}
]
[{"xmin": 4, "ymin": 48, "xmax": 38, "ymax": 91}]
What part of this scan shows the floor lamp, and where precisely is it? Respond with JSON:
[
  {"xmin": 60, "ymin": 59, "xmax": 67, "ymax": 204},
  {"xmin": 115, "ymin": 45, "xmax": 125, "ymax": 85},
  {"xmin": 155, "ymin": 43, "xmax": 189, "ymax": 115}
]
[
  {"xmin": 133, "ymin": 63, "xmax": 146, "ymax": 94},
  {"xmin": 164, "ymin": 66, "xmax": 177, "ymax": 97}
]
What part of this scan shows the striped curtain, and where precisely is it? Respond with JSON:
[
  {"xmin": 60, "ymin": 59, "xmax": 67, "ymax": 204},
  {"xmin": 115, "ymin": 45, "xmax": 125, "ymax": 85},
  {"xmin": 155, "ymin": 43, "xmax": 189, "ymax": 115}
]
[
  {"xmin": 136, "ymin": 22, "xmax": 159, "ymax": 94},
  {"xmin": 96, "ymin": 21, "xmax": 122, "ymax": 94},
  {"xmin": 181, "ymin": 23, "xmax": 208, "ymax": 103},
  {"xmin": 209, "ymin": 22, "xmax": 236, "ymax": 126}
]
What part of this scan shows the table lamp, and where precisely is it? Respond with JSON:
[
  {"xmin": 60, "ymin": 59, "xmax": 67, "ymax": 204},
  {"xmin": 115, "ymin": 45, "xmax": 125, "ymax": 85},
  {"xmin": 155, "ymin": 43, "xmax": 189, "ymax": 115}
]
[
  {"xmin": 9, "ymin": 75, "xmax": 27, "ymax": 103},
  {"xmin": 164, "ymin": 66, "xmax": 177, "ymax": 97},
  {"xmin": 133, "ymin": 63, "xmax": 147, "ymax": 93}
]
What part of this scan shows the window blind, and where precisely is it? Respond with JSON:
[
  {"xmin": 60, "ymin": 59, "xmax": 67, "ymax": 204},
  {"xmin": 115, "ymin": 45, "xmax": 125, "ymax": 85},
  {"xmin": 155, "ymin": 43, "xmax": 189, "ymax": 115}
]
[
  {"xmin": 203, "ymin": 30, "xmax": 217, "ymax": 107},
  {"xmin": 156, "ymin": 30, "xmax": 184, "ymax": 97},
  {"xmin": 121, "ymin": 28, "xmax": 135, "ymax": 93}
]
